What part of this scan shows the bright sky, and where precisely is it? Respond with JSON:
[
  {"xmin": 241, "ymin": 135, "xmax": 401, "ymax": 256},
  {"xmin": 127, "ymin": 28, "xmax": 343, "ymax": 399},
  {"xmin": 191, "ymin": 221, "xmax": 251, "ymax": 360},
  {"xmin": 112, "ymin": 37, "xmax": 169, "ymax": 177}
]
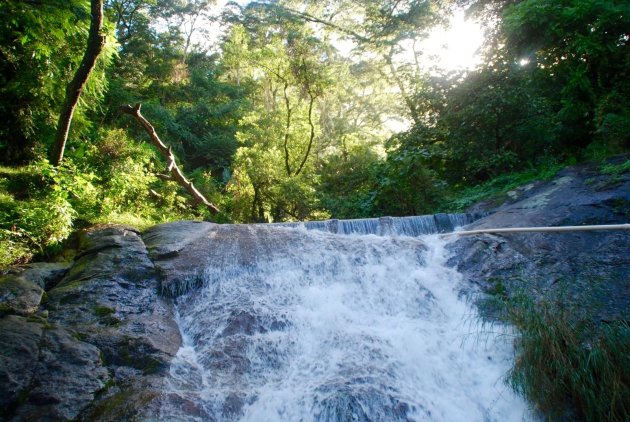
[{"xmin": 326, "ymin": 10, "xmax": 484, "ymax": 72}]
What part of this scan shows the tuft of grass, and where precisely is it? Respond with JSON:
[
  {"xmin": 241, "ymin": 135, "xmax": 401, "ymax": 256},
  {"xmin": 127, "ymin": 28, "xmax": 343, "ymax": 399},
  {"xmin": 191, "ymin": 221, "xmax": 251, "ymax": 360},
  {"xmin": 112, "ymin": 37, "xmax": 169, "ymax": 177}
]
[
  {"xmin": 601, "ymin": 159, "xmax": 630, "ymax": 176},
  {"xmin": 446, "ymin": 159, "xmax": 564, "ymax": 212},
  {"xmin": 490, "ymin": 290, "xmax": 630, "ymax": 421}
]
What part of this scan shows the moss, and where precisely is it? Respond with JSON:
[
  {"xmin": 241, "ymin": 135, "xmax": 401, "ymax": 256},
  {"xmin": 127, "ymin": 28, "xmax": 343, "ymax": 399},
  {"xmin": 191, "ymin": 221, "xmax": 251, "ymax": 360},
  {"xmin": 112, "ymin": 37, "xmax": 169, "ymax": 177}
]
[
  {"xmin": 445, "ymin": 161, "xmax": 563, "ymax": 212},
  {"xmin": 118, "ymin": 346, "xmax": 163, "ymax": 375},
  {"xmin": 0, "ymin": 303, "xmax": 12, "ymax": 316},
  {"xmin": 94, "ymin": 306, "xmax": 116, "ymax": 317},
  {"xmin": 25, "ymin": 314, "xmax": 48, "ymax": 325},
  {"xmin": 486, "ymin": 277, "xmax": 508, "ymax": 298},
  {"xmin": 82, "ymin": 388, "xmax": 159, "ymax": 421},
  {"xmin": 610, "ymin": 198, "xmax": 630, "ymax": 219},
  {"xmin": 73, "ymin": 331, "xmax": 88, "ymax": 342},
  {"xmin": 93, "ymin": 377, "xmax": 116, "ymax": 401},
  {"xmin": 99, "ymin": 350, "xmax": 107, "ymax": 365},
  {"xmin": 3, "ymin": 383, "xmax": 36, "ymax": 419},
  {"xmin": 600, "ymin": 159, "xmax": 630, "ymax": 176}
]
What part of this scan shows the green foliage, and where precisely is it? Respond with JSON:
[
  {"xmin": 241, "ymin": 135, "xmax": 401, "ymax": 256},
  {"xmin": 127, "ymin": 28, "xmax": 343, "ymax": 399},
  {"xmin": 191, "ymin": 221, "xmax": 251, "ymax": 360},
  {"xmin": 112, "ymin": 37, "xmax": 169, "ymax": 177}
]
[
  {"xmin": 373, "ymin": 146, "xmax": 446, "ymax": 216},
  {"xmin": 1, "ymin": 0, "xmax": 629, "ymax": 266},
  {"xmin": 318, "ymin": 146, "xmax": 381, "ymax": 219},
  {"xmin": 490, "ymin": 288, "xmax": 630, "ymax": 421},
  {"xmin": 445, "ymin": 158, "xmax": 563, "ymax": 212},
  {"xmin": 503, "ymin": 0, "xmax": 630, "ymax": 150},
  {"xmin": 0, "ymin": 163, "xmax": 75, "ymax": 265},
  {"xmin": 0, "ymin": 0, "xmax": 116, "ymax": 164},
  {"xmin": 601, "ymin": 159, "xmax": 630, "ymax": 176},
  {"xmin": 0, "ymin": 127, "xmax": 220, "ymax": 267}
]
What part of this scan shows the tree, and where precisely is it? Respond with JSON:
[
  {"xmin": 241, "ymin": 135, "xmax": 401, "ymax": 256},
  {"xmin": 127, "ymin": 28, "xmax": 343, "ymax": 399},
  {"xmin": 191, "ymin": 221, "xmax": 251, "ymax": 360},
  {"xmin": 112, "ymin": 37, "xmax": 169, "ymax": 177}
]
[
  {"xmin": 50, "ymin": 0, "xmax": 108, "ymax": 166},
  {"xmin": 156, "ymin": 0, "xmax": 217, "ymax": 61},
  {"xmin": 268, "ymin": 0, "xmax": 447, "ymax": 124},
  {"xmin": 0, "ymin": 0, "xmax": 110, "ymax": 164},
  {"xmin": 220, "ymin": 16, "xmax": 333, "ymax": 221},
  {"xmin": 468, "ymin": 0, "xmax": 630, "ymax": 151}
]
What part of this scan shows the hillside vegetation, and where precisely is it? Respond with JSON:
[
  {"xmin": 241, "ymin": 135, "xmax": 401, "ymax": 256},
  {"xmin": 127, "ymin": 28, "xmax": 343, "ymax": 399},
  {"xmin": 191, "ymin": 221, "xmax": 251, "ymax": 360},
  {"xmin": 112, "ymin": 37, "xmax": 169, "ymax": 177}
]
[{"xmin": 1, "ymin": 0, "xmax": 628, "ymax": 266}]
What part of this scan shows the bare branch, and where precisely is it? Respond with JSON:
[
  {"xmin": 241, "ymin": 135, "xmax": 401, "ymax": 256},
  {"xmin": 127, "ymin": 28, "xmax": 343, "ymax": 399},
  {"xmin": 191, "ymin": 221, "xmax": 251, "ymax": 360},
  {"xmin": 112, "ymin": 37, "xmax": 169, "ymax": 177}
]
[{"xmin": 120, "ymin": 103, "xmax": 220, "ymax": 214}]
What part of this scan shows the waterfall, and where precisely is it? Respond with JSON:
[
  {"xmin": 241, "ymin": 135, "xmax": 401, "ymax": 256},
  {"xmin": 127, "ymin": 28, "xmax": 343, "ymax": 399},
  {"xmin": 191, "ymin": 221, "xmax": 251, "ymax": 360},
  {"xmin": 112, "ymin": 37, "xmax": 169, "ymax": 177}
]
[
  {"xmin": 275, "ymin": 213, "xmax": 482, "ymax": 237},
  {"xmin": 159, "ymin": 224, "xmax": 529, "ymax": 421}
]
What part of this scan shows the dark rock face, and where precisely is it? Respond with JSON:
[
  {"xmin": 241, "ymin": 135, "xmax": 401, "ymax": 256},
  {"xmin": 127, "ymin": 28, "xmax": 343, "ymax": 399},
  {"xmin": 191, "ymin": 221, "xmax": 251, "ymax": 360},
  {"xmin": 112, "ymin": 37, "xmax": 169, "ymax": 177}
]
[
  {"xmin": 0, "ymin": 315, "xmax": 45, "ymax": 416},
  {"xmin": 448, "ymin": 161, "xmax": 630, "ymax": 322},
  {"xmin": 0, "ymin": 262, "xmax": 70, "ymax": 317},
  {"xmin": 13, "ymin": 325, "xmax": 109, "ymax": 421},
  {"xmin": 0, "ymin": 225, "xmax": 181, "ymax": 421}
]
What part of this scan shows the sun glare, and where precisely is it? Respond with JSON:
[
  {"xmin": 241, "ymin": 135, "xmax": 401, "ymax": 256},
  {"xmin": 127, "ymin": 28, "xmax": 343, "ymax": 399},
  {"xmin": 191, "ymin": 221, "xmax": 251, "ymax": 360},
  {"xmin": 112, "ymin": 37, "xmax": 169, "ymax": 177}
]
[{"xmin": 413, "ymin": 10, "xmax": 485, "ymax": 71}]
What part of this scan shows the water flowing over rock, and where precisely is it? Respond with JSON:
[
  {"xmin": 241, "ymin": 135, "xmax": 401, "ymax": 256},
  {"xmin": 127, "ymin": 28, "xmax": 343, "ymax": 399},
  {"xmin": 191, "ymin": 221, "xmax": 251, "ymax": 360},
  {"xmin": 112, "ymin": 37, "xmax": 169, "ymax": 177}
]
[
  {"xmin": 276, "ymin": 213, "xmax": 480, "ymax": 236},
  {"xmin": 1, "ymin": 160, "xmax": 627, "ymax": 421},
  {"xmin": 151, "ymin": 223, "xmax": 528, "ymax": 421}
]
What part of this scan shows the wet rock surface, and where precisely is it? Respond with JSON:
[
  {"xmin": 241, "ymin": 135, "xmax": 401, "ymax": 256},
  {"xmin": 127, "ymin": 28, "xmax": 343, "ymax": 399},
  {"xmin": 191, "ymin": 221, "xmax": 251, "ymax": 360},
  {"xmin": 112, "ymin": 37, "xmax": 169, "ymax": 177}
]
[
  {"xmin": 448, "ymin": 160, "xmax": 630, "ymax": 321},
  {"xmin": 0, "ymin": 225, "xmax": 181, "ymax": 421}
]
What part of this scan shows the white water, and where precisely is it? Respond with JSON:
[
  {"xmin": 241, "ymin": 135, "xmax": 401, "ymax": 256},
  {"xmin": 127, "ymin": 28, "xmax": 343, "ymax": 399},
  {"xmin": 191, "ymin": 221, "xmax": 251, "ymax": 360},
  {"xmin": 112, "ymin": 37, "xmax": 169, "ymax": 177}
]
[
  {"xmin": 161, "ymin": 225, "xmax": 530, "ymax": 421},
  {"xmin": 277, "ymin": 213, "xmax": 480, "ymax": 236}
]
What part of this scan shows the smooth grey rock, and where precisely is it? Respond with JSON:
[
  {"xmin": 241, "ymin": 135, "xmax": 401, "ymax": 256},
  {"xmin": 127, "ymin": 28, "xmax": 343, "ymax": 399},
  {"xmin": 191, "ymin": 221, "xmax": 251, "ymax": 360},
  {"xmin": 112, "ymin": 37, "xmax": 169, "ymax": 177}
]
[
  {"xmin": 0, "ymin": 315, "xmax": 44, "ymax": 416},
  {"xmin": 143, "ymin": 220, "xmax": 216, "ymax": 260},
  {"xmin": 448, "ymin": 161, "xmax": 630, "ymax": 322},
  {"xmin": 0, "ymin": 275, "xmax": 44, "ymax": 316}
]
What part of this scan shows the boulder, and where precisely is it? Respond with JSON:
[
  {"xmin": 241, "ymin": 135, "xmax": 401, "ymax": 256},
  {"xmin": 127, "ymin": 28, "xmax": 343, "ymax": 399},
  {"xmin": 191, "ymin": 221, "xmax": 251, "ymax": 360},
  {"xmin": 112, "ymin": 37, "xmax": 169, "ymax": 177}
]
[
  {"xmin": 0, "ymin": 315, "xmax": 44, "ymax": 416},
  {"xmin": 1, "ymin": 225, "xmax": 182, "ymax": 421},
  {"xmin": 0, "ymin": 275, "xmax": 44, "ymax": 316},
  {"xmin": 449, "ymin": 160, "xmax": 630, "ymax": 322}
]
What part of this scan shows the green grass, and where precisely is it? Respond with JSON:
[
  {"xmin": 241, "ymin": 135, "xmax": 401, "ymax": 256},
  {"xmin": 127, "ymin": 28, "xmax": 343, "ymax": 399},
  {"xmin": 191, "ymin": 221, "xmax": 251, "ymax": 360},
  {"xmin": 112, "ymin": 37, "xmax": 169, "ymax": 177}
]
[
  {"xmin": 485, "ymin": 288, "xmax": 630, "ymax": 421},
  {"xmin": 601, "ymin": 159, "xmax": 630, "ymax": 176}
]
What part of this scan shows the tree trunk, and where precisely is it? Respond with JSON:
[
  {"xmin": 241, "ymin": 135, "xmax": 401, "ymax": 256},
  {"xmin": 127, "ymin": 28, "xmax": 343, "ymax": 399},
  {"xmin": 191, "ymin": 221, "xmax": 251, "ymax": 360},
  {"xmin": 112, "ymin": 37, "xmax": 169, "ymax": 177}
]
[
  {"xmin": 50, "ymin": 0, "xmax": 107, "ymax": 166},
  {"xmin": 282, "ymin": 81, "xmax": 293, "ymax": 177},
  {"xmin": 384, "ymin": 48, "xmax": 421, "ymax": 125},
  {"xmin": 120, "ymin": 104, "xmax": 220, "ymax": 214},
  {"xmin": 294, "ymin": 90, "xmax": 317, "ymax": 176}
]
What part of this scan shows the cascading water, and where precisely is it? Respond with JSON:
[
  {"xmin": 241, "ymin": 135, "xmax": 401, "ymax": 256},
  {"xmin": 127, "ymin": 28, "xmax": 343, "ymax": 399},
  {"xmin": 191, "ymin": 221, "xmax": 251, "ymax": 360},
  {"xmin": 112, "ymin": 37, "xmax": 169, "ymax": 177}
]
[
  {"xmin": 159, "ymin": 223, "xmax": 530, "ymax": 421},
  {"xmin": 276, "ymin": 213, "xmax": 483, "ymax": 236}
]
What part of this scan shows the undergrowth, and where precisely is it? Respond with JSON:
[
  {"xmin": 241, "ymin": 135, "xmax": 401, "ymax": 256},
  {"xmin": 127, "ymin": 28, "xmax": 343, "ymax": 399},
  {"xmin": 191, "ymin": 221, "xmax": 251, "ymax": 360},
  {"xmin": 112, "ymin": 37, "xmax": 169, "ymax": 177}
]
[
  {"xmin": 446, "ymin": 158, "xmax": 565, "ymax": 212},
  {"xmin": 601, "ymin": 158, "xmax": 630, "ymax": 176},
  {"xmin": 484, "ymin": 287, "xmax": 630, "ymax": 421},
  {"xmin": 0, "ymin": 153, "xmax": 215, "ymax": 268}
]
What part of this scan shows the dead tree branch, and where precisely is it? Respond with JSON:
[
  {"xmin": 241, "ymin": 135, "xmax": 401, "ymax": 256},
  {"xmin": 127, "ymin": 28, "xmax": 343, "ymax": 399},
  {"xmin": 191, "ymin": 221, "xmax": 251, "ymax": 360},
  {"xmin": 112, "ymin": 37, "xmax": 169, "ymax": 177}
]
[{"xmin": 120, "ymin": 103, "xmax": 220, "ymax": 214}]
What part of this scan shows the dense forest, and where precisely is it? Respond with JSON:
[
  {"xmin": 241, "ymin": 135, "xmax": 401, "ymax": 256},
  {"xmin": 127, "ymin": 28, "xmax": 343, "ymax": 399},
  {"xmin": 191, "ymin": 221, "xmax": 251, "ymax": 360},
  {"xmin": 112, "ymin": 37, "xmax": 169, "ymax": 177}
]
[{"xmin": 1, "ymin": 0, "xmax": 629, "ymax": 266}]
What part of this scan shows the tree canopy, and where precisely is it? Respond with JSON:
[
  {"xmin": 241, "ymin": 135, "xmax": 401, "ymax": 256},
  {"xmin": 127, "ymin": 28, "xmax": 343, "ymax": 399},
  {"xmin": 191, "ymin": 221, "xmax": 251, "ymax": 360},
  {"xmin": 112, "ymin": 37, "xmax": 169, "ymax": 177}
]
[{"xmin": 0, "ymin": 0, "xmax": 628, "ymax": 262}]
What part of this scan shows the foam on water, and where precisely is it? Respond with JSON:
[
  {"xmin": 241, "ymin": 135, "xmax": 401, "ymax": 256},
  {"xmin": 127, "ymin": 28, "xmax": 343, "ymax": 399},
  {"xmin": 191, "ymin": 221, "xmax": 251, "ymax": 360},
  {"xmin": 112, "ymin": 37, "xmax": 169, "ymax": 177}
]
[{"xmin": 160, "ymin": 226, "xmax": 530, "ymax": 421}]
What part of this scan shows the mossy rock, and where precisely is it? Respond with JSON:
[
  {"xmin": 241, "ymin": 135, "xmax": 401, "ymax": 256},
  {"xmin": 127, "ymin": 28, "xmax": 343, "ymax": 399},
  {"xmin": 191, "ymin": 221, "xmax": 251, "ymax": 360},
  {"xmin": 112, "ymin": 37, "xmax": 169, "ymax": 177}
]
[
  {"xmin": 0, "ymin": 275, "xmax": 44, "ymax": 316},
  {"xmin": 78, "ymin": 388, "xmax": 160, "ymax": 421}
]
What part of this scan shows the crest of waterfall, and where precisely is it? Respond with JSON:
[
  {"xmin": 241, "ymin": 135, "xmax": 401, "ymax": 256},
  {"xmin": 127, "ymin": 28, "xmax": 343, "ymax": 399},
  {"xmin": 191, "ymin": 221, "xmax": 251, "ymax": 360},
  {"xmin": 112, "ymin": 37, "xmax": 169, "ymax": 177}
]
[
  {"xmin": 159, "ymin": 223, "xmax": 529, "ymax": 421},
  {"xmin": 276, "ymin": 213, "xmax": 482, "ymax": 237}
]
